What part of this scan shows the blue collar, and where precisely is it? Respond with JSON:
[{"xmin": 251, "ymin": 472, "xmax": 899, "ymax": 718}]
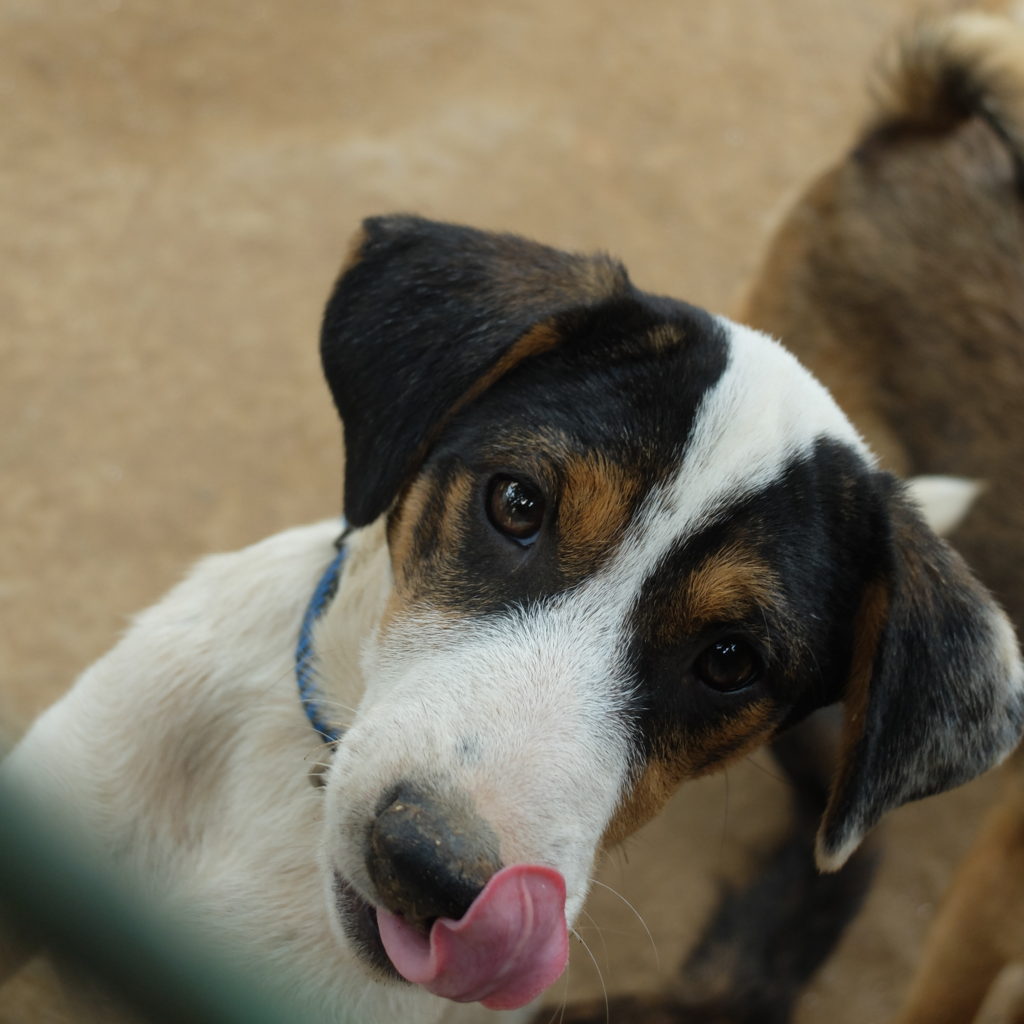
[{"xmin": 295, "ymin": 534, "xmax": 348, "ymax": 745}]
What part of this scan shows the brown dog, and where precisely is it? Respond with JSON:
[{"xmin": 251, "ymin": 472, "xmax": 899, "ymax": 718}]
[{"xmin": 743, "ymin": 10, "xmax": 1024, "ymax": 1024}]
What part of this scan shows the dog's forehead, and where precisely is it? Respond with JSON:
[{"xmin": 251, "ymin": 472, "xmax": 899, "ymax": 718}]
[
  {"xmin": 590, "ymin": 317, "xmax": 870, "ymax": 612},
  {"xmin": 385, "ymin": 301, "xmax": 877, "ymax": 648},
  {"xmin": 446, "ymin": 294, "xmax": 728, "ymax": 463},
  {"xmin": 449, "ymin": 304, "xmax": 870, "ymax": 525},
  {"xmin": 657, "ymin": 316, "xmax": 872, "ymax": 533}
]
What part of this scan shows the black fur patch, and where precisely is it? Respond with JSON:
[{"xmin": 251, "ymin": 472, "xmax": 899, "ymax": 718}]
[
  {"xmin": 385, "ymin": 291, "xmax": 731, "ymax": 615},
  {"xmin": 624, "ymin": 441, "xmax": 884, "ymax": 778},
  {"xmin": 321, "ymin": 215, "xmax": 633, "ymax": 526}
]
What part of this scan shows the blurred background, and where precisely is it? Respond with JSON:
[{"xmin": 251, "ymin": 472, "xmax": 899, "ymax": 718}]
[{"xmin": 1, "ymin": 1, "xmax": 1010, "ymax": 1021}]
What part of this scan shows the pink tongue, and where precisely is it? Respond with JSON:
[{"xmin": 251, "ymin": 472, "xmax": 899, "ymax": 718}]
[{"xmin": 375, "ymin": 864, "xmax": 568, "ymax": 1010}]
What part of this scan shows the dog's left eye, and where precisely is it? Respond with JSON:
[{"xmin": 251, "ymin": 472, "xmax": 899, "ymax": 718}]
[
  {"xmin": 693, "ymin": 638, "xmax": 762, "ymax": 692},
  {"xmin": 486, "ymin": 476, "xmax": 545, "ymax": 545}
]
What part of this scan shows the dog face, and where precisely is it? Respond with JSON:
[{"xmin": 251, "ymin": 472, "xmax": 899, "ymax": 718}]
[{"xmin": 316, "ymin": 216, "xmax": 1024, "ymax": 1009}]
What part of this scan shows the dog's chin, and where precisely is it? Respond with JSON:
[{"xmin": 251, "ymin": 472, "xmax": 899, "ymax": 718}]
[{"xmin": 331, "ymin": 871, "xmax": 404, "ymax": 982}]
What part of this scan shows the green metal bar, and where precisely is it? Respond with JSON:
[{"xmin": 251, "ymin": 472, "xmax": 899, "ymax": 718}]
[{"xmin": 0, "ymin": 778, "xmax": 327, "ymax": 1023}]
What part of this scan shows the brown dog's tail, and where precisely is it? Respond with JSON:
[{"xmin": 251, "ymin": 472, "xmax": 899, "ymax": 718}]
[{"xmin": 868, "ymin": 10, "xmax": 1024, "ymax": 178}]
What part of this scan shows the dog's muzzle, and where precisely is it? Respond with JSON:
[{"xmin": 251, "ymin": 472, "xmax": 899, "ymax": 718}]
[{"xmin": 340, "ymin": 781, "xmax": 569, "ymax": 1010}]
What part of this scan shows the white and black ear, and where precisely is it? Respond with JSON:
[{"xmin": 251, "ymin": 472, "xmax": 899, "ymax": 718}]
[
  {"xmin": 817, "ymin": 476, "xmax": 1024, "ymax": 871},
  {"xmin": 319, "ymin": 214, "xmax": 630, "ymax": 527}
]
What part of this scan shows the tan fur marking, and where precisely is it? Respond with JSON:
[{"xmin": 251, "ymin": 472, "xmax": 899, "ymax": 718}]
[
  {"xmin": 819, "ymin": 579, "xmax": 890, "ymax": 850},
  {"xmin": 384, "ymin": 474, "xmax": 436, "ymax": 595},
  {"xmin": 603, "ymin": 548, "xmax": 784, "ymax": 845},
  {"xmin": 450, "ymin": 322, "xmax": 563, "ymax": 422},
  {"xmin": 685, "ymin": 700, "xmax": 782, "ymax": 780},
  {"xmin": 602, "ymin": 760, "xmax": 678, "ymax": 848},
  {"xmin": 658, "ymin": 544, "xmax": 780, "ymax": 645},
  {"xmin": 435, "ymin": 469, "xmax": 475, "ymax": 558},
  {"xmin": 646, "ymin": 323, "xmax": 684, "ymax": 353},
  {"xmin": 559, "ymin": 454, "xmax": 640, "ymax": 582},
  {"xmin": 603, "ymin": 700, "xmax": 778, "ymax": 846},
  {"xmin": 391, "ymin": 322, "xmax": 564, "ymax": 509},
  {"xmin": 380, "ymin": 321, "xmax": 565, "ymax": 614},
  {"xmin": 382, "ymin": 465, "xmax": 477, "ymax": 631}
]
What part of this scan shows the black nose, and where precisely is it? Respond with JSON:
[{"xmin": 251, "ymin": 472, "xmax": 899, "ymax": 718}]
[{"xmin": 367, "ymin": 782, "xmax": 502, "ymax": 930}]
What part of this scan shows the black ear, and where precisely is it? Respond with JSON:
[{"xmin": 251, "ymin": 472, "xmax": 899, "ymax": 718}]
[
  {"xmin": 817, "ymin": 478, "xmax": 1024, "ymax": 870},
  {"xmin": 319, "ymin": 215, "xmax": 630, "ymax": 527}
]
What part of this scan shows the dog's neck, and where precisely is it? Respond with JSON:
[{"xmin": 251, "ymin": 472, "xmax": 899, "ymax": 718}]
[{"xmin": 311, "ymin": 518, "xmax": 393, "ymax": 730}]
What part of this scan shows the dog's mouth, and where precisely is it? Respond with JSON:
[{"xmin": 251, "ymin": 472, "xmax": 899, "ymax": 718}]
[
  {"xmin": 333, "ymin": 865, "xmax": 570, "ymax": 1010},
  {"xmin": 332, "ymin": 872, "xmax": 399, "ymax": 979}
]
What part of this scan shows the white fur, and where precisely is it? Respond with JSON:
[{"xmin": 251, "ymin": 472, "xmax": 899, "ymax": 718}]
[
  {"xmin": 684, "ymin": 320, "xmax": 870, "ymax": 512},
  {"xmin": 3, "ymin": 523, "xmax": 515, "ymax": 1023},
  {"xmin": 0, "ymin": 317, "xmax": 880, "ymax": 1022},
  {"xmin": 619, "ymin": 319, "xmax": 871, "ymax": 580}
]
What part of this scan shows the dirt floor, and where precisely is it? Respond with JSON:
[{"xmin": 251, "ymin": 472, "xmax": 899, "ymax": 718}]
[{"xmin": 1, "ymin": 1, "xmax": 1017, "ymax": 1021}]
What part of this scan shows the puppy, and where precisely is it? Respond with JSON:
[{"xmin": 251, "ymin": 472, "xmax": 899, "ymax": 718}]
[
  {"xmin": 740, "ymin": 10, "xmax": 1024, "ymax": 1023},
  {"xmin": 2, "ymin": 211, "xmax": 1022, "ymax": 1023}
]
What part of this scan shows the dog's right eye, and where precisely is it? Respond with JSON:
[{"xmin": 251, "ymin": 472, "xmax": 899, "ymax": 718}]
[
  {"xmin": 486, "ymin": 476, "xmax": 545, "ymax": 545},
  {"xmin": 692, "ymin": 637, "xmax": 762, "ymax": 692}
]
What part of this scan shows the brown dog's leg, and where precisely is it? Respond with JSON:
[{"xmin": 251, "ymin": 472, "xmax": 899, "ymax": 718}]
[{"xmin": 892, "ymin": 767, "xmax": 1024, "ymax": 1024}]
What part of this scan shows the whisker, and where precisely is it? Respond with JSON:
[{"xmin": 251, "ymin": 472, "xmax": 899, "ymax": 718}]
[
  {"xmin": 570, "ymin": 927, "xmax": 610, "ymax": 1024},
  {"xmin": 744, "ymin": 752, "xmax": 787, "ymax": 785},
  {"xmin": 571, "ymin": 924, "xmax": 654, "ymax": 939},
  {"xmin": 588, "ymin": 879, "xmax": 660, "ymax": 970},
  {"xmin": 304, "ymin": 693, "xmax": 361, "ymax": 718},
  {"xmin": 539, "ymin": 1003, "xmax": 560, "ymax": 1024},
  {"xmin": 578, "ymin": 907, "xmax": 609, "ymax": 968}
]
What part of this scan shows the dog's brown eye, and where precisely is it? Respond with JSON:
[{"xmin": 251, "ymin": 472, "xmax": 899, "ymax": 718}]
[
  {"xmin": 486, "ymin": 476, "xmax": 545, "ymax": 545},
  {"xmin": 693, "ymin": 638, "xmax": 761, "ymax": 692}
]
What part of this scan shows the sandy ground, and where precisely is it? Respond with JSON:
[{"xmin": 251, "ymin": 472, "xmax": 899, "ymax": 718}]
[{"xmin": 0, "ymin": 1, "xmax": 1015, "ymax": 1021}]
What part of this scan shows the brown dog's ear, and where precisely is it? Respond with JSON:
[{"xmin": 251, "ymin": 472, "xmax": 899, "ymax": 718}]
[
  {"xmin": 817, "ymin": 478, "xmax": 1024, "ymax": 871},
  {"xmin": 319, "ymin": 215, "xmax": 630, "ymax": 527}
]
